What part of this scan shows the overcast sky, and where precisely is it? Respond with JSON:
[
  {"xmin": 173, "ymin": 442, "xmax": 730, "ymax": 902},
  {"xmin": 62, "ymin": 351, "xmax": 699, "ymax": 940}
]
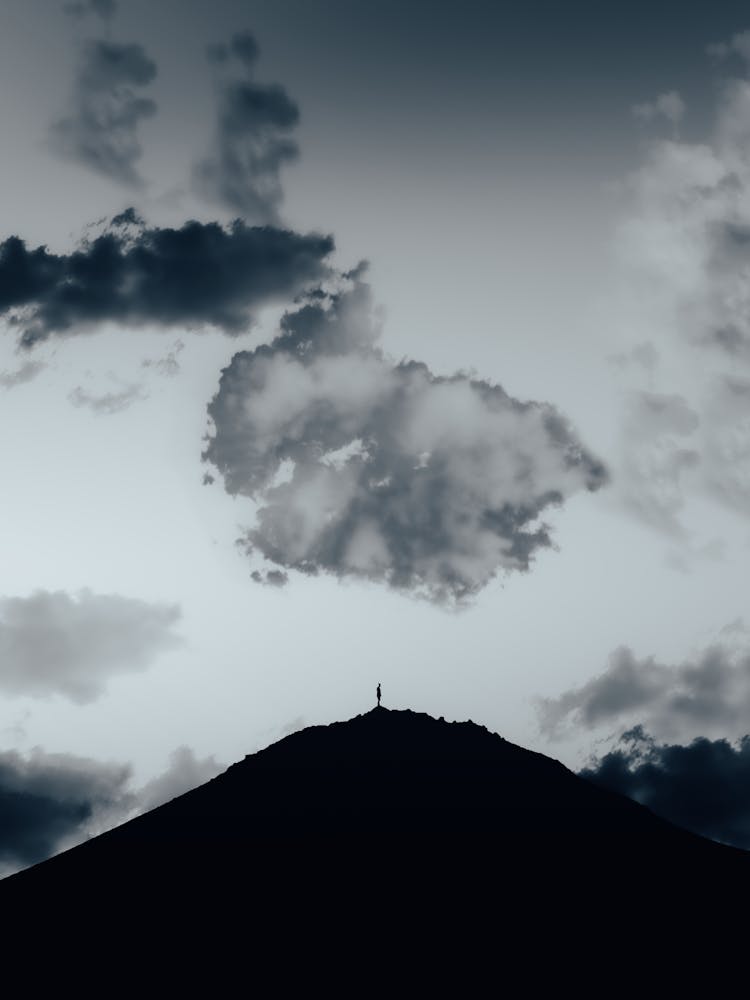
[{"xmin": 2, "ymin": 0, "xmax": 750, "ymax": 870}]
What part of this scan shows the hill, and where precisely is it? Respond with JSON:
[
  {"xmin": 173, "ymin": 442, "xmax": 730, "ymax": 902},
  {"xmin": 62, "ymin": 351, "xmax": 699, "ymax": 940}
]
[{"xmin": 2, "ymin": 707, "xmax": 746, "ymax": 984}]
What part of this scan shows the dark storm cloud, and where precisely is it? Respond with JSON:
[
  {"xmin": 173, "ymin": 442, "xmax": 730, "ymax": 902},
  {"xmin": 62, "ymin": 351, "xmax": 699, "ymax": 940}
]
[
  {"xmin": 0, "ymin": 589, "xmax": 182, "ymax": 703},
  {"xmin": 0, "ymin": 747, "xmax": 131, "ymax": 871},
  {"xmin": 69, "ymin": 382, "xmax": 147, "ymax": 414},
  {"xmin": 0, "ymin": 215, "xmax": 333, "ymax": 347},
  {"xmin": 0, "ymin": 744, "xmax": 223, "ymax": 874},
  {"xmin": 50, "ymin": 38, "xmax": 157, "ymax": 187},
  {"xmin": 581, "ymin": 726, "xmax": 750, "ymax": 850},
  {"xmin": 538, "ymin": 631, "xmax": 750, "ymax": 741},
  {"xmin": 204, "ymin": 271, "xmax": 607, "ymax": 604},
  {"xmin": 0, "ymin": 360, "xmax": 45, "ymax": 389},
  {"xmin": 194, "ymin": 32, "xmax": 300, "ymax": 223}
]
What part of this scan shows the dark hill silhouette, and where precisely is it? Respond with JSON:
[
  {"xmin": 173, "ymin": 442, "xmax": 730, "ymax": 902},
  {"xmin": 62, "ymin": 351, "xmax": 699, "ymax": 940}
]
[{"xmin": 3, "ymin": 708, "xmax": 747, "ymax": 986}]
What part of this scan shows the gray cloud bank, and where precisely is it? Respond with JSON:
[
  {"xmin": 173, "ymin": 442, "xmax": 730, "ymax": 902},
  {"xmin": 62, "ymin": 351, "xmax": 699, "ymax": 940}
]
[
  {"xmin": 0, "ymin": 744, "xmax": 222, "ymax": 875},
  {"xmin": 50, "ymin": 39, "xmax": 157, "ymax": 187},
  {"xmin": 581, "ymin": 726, "xmax": 750, "ymax": 851},
  {"xmin": 0, "ymin": 589, "xmax": 181, "ymax": 703},
  {"xmin": 204, "ymin": 271, "xmax": 607, "ymax": 603},
  {"xmin": 538, "ymin": 627, "xmax": 750, "ymax": 743},
  {"xmin": 0, "ymin": 213, "xmax": 333, "ymax": 347},
  {"xmin": 615, "ymin": 40, "xmax": 750, "ymax": 534},
  {"xmin": 194, "ymin": 32, "xmax": 299, "ymax": 223}
]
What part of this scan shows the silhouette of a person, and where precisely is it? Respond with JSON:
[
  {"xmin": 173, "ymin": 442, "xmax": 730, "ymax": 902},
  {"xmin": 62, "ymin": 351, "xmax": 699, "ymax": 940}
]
[{"xmin": 377, "ymin": 683, "xmax": 381, "ymax": 707}]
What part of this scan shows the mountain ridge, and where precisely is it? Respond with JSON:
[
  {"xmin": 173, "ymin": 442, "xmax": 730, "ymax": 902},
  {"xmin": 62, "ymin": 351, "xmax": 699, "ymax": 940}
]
[{"xmin": 2, "ymin": 705, "xmax": 747, "ymax": 984}]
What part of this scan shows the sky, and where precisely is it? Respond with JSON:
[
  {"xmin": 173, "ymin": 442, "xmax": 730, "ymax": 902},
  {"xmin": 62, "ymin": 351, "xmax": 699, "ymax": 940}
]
[{"xmin": 2, "ymin": 0, "xmax": 750, "ymax": 871}]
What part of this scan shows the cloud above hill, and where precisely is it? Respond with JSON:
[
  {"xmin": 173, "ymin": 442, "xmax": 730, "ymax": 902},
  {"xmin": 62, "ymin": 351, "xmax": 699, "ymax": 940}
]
[{"xmin": 204, "ymin": 270, "xmax": 607, "ymax": 603}]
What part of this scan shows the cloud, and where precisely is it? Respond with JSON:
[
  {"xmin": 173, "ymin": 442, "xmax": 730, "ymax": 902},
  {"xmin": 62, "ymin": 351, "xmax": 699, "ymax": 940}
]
[
  {"xmin": 613, "ymin": 52, "xmax": 750, "ymax": 534},
  {"xmin": 580, "ymin": 726, "xmax": 750, "ymax": 850},
  {"xmin": 50, "ymin": 39, "xmax": 157, "ymax": 187},
  {"xmin": 618, "ymin": 391, "xmax": 700, "ymax": 536},
  {"xmin": 250, "ymin": 569, "xmax": 288, "ymax": 587},
  {"xmin": 538, "ymin": 628, "xmax": 750, "ymax": 743},
  {"xmin": 702, "ymin": 373, "xmax": 750, "ymax": 516},
  {"xmin": 194, "ymin": 32, "xmax": 300, "ymax": 223},
  {"xmin": 707, "ymin": 30, "xmax": 750, "ymax": 63},
  {"xmin": 64, "ymin": 0, "xmax": 117, "ymax": 20},
  {"xmin": 141, "ymin": 339, "xmax": 184, "ymax": 377},
  {"xmin": 69, "ymin": 381, "xmax": 147, "ymax": 414},
  {"xmin": 0, "ymin": 213, "xmax": 334, "ymax": 347},
  {"xmin": 204, "ymin": 270, "xmax": 607, "ymax": 604},
  {"xmin": 0, "ymin": 590, "xmax": 182, "ymax": 703},
  {"xmin": 0, "ymin": 360, "xmax": 45, "ymax": 389},
  {"xmin": 0, "ymin": 744, "xmax": 223, "ymax": 875},
  {"xmin": 278, "ymin": 715, "xmax": 306, "ymax": 737},
  {"xmin": 134, "ymin": 746, "xmax": 223, "ymax": 813},
  {"xmin": 0, "ymin": 747, "xmax": 132, "ymax": 872},
  {"xmin": 632, "ymin": 91, "xmax": 685, "ymax": 128},
  {"xmin": 607, "ymin": 341, "xmax": 659, "ymax": 373}
]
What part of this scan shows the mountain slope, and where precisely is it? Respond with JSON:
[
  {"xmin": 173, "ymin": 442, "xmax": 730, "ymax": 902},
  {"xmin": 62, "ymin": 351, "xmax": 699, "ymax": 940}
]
[{"xmin": 2, "ymin": 707, "xmax": 746, "ymax": 983}]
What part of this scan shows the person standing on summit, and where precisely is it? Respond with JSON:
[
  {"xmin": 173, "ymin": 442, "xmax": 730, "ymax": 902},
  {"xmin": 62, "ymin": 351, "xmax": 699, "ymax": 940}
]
[{"xmin": 377, "ymin": 683, "xmax": 382, "ymax": 707}]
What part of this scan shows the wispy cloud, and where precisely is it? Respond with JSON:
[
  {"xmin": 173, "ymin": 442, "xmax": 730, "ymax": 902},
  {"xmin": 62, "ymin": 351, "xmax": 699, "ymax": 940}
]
[
  {"xmin": 69, "ymin": 381, "xmax": 147, "ymax": 414},
  {"xmin": 0, "ymin": 360, "xmax": 45, "ymax": 389},
  {"xmin": 50, "ymin": 38, "xmax": 157, "ymax": 187},
  {"xmin": 63, "ymin": 0, "xmax": 118, "ymax": 22},
  {"xmin": 194, "ymin": 32, "xmax": 299, "ymax": 223}
]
